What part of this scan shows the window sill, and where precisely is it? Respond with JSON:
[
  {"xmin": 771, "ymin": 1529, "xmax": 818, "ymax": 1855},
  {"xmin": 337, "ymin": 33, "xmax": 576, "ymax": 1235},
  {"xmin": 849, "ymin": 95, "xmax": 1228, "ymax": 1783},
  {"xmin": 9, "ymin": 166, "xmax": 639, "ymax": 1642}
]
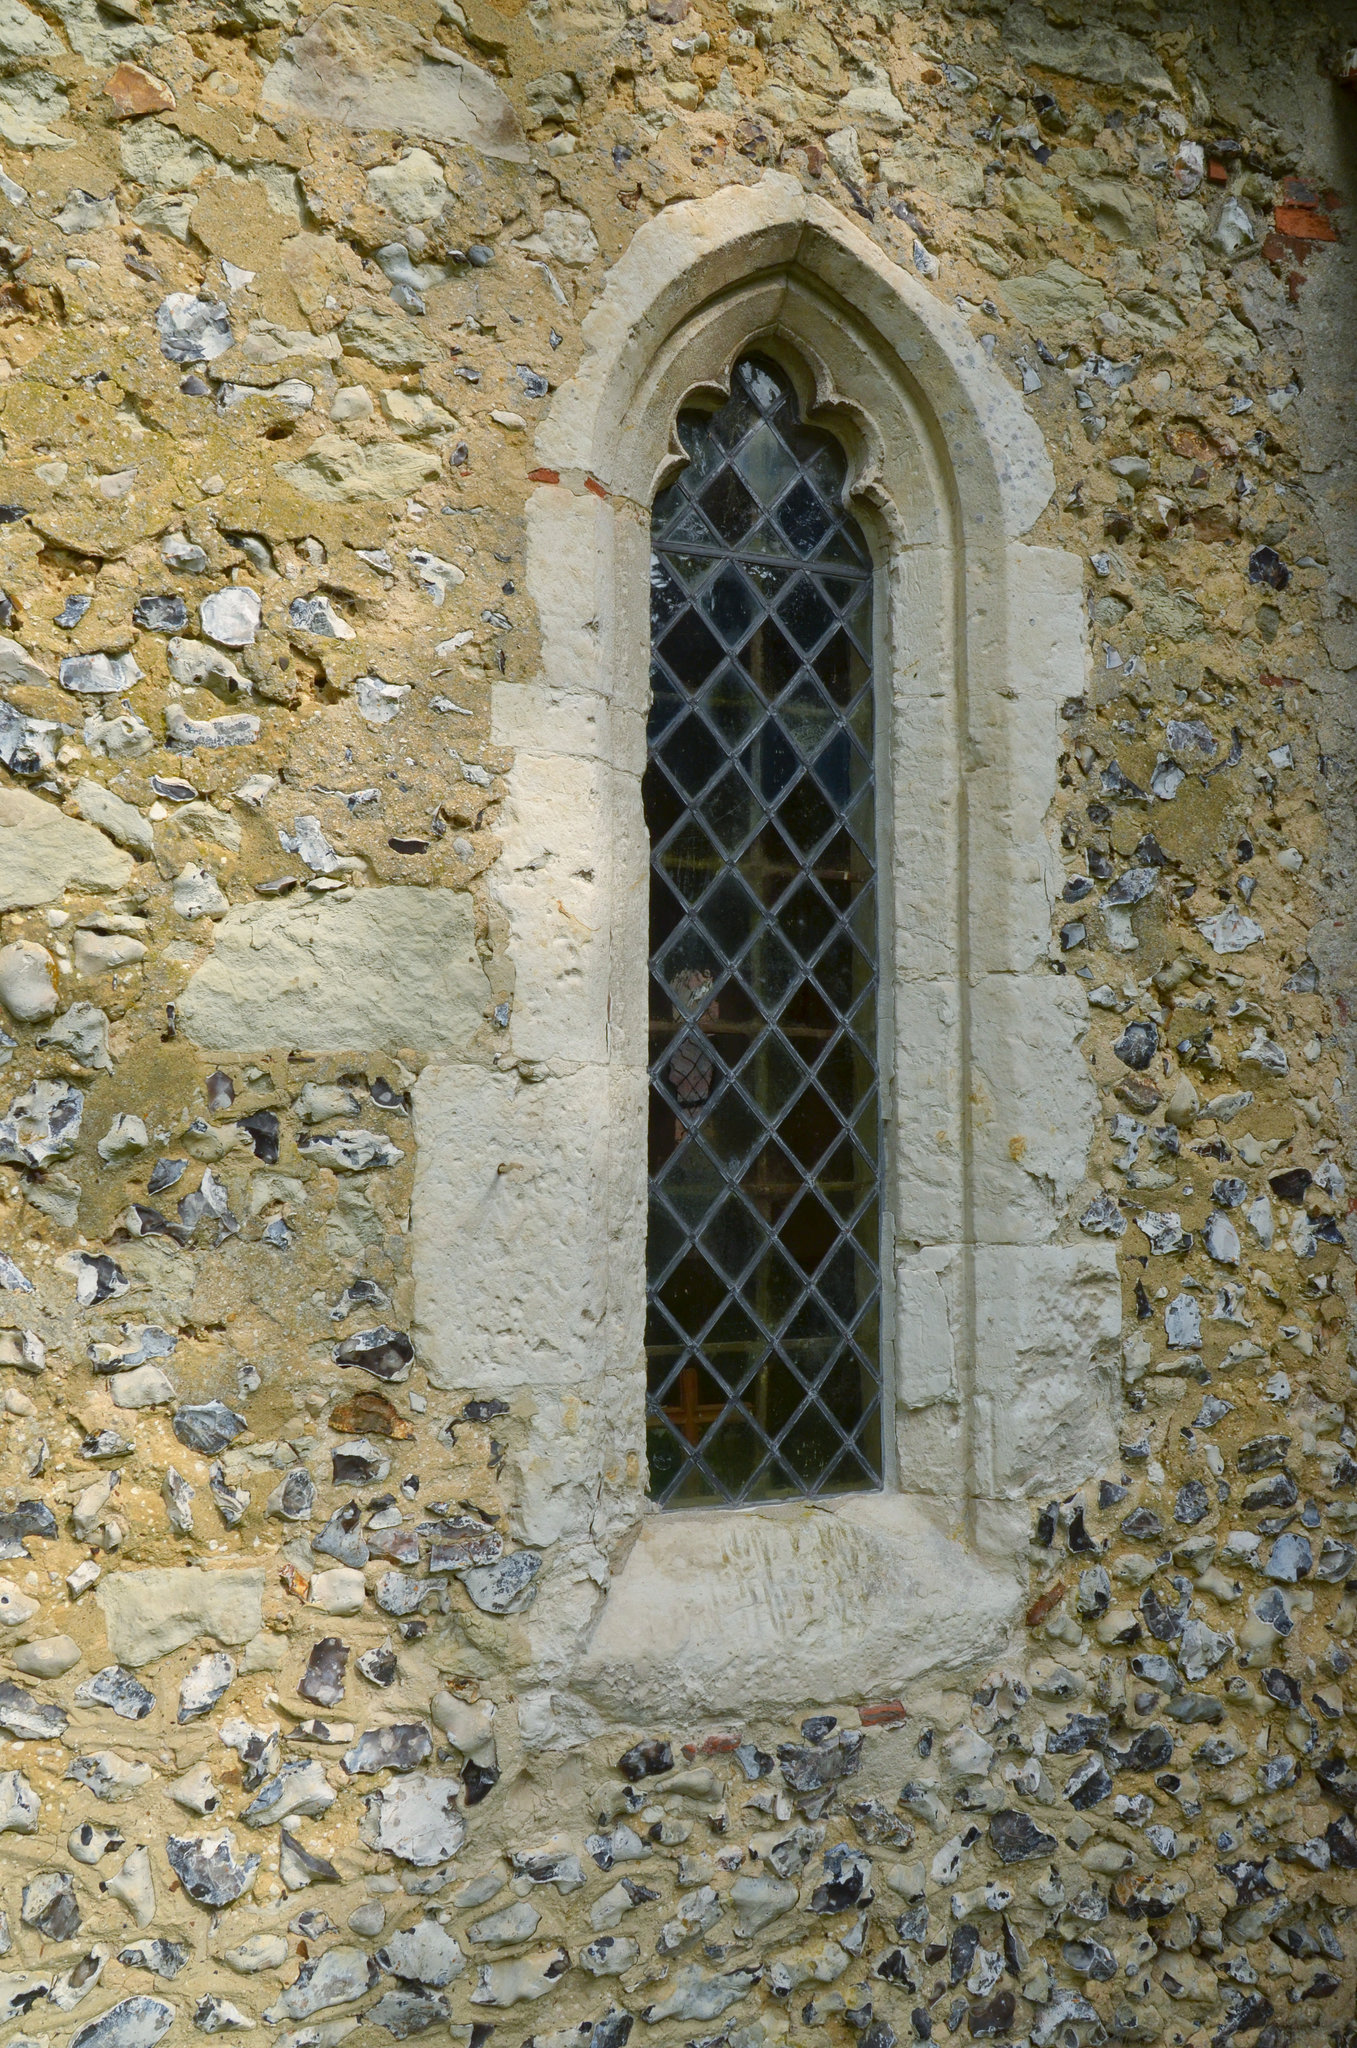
[{"xmin": 571, "ymin": 1491, "xmax": 1024, "ymax": 1721}]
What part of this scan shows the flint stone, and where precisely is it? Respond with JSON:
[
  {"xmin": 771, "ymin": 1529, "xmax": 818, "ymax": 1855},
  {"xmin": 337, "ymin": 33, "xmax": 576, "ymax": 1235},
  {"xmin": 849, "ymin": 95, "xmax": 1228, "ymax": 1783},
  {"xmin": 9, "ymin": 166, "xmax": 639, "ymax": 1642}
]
[
  {"xmin": 642, "ymin": 1963, "xmax": 754, "ymax": 2024},
  {"xmin": 366, "ymin": 1988, "xmax": 451, "ymax": 2036},
  {"xmin": 0, "ymin": 1681, "xmax": 67, "ymax": 1739},
  {"xmin": 344, "ymin": 1723, "xmax": 432, "ymax": 1775},
  {"xmin": 334, "ymin": 1326, "xmax": 415, "ymax": 1380},
  {"xmin": 167, "ymin": 1829, "xmax": 261, "ymax": 1907},
  {"xmin": 242, "ymin": 1760, "xmax": 337, "ymax": 1828},
  {"xmin": 60, "ymin": 653, "xmax": 143, "ymax": 696},
  {"xmin": 119, "ymin": 1942, "xmax": 189, "ymax": 1978},
  {"xmin": 75, "ymin": 1666, "xmax": 155, "ymax": 1720},
  {"xmin": 461, "ymin": 1550, "xmax": 541, "ymax": 1614},
  {"xmin": 156, "ymin": 293, "xmax": 233, "ymax": 363},
  {"xmin": 69, "ymin": 1998, "xmax": 176, "ymax": 2048},
  {"xmin": 376, "ymin": 1920, "xmax": 464, "ymax": 1986},
  {"xmin": 298, "ymin": 1637, "xmax": 349, "ymax": 1708},
  {"xmin": 179, "ymin": 1652, "xmax": 236, "ymax": 1722},
  {"xmin": 300, "ymin": 1130, "xmax": 404, "ymax": 1173},
  {"xmin": 223, "ymin": 1934, "xmax": 289, "ymax": 1974},
  {"xmin": 0, "ymin": 1769, "xmax": 37, "ymax": 1833},
  {"xmin": 0, "ymin": 1078, "xmax": 83, "ymax": 1166},
  {"xmin": 988, "ymin": 1810, "xmax": 1056, "ymax": 1863},
  {"xmin": 194, "ymin": 1993, "xmax": 254, "ymax": 2032},
  {"xmin": 263, "ymin": 1946, "xmax": 379, "ymax": 2022},
  {"xmin": 200, "ymin": 588, "xmax": 260, "ymax": 647},
  {"xmin": 370, "ymin": 1773, "xmax": 466, "ymax": 1866},
  {"xmin": 173, "ymin": 1401, "xmax": 247, "ymax": 1454},
  {"xmin": 65, "ymin": 1752, "xmax": 150, "ymax": 1799},
  {"xmin": 278, "ymin": 1828, "xmax": 342, "ymax": 1890},
  {"xmin": 22, "ymin": 1868, "xmax": 79, "ymax": 1940}
]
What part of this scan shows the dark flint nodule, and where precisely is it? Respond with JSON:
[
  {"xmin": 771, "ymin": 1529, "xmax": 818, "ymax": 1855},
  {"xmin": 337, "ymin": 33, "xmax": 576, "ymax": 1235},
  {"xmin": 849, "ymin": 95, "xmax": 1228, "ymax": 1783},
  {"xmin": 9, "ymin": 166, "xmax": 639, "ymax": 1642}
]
[
  {"xmin": 316, "ymin": 1501, "xmax": 369, "ymax": 1564},
  {"xmin": 343, "ymin": 1722, "xmax": 432, "ymax": 1775},
  {"xmin": 1112, "ymin": 1020, "xmax": 1158, "ymax": 1071},
  {"xmin": 166, "ymin": 1831, "xmax": 261, "ymax": 1908},
  {"xmin": 0, "ymin": 1497, "xmax": 57, "ymax": 1558},
  {"xmin": 1247, "ymin": 544, "xmax": 1290, "ymax": 590},
  {"xmin": 133, "ymin": 594, "xmax": 189, "ymax": 633},
  {"xmin": 76, "ymin": 1665, "xmax": 155, "ymax": 1720},
  {"xmin": 173, "ymin": 1400, "xmax": 247, "ymax": 1454},
  {"xmin": 618, "ymin": 1738, "xmax": 673, "ymax": 1782},
  {"xmin": 148, "ymin": 1158, "xmax": 188, "ymax": 1194},
  {"xmin": 118, "ymin": 1941, "xmax": 190, "ymax": 1978},
  {"xmin": 334, "ymin": 1326, "xmax": 416, "ymax": 1380},
  {"xmin": 778, "ymin": 1729, "xmax": 864, "ymax": 1796},
  {"xmin": 237, "ymin": 1110, "xmax": 279, "ymax": 1162},
  {"xmin": 988, "ymin": 1810, "xmax": 1056, "ymax": 1864},
  {"xmin": 22, "ymin": 1868, "xmax": 80, "ymax": 1940},
  {"xmin": 298, "ymin": 1636, "xmax": 349, "ymax": 1709},
  {"xmin": 462, "ymin": 1757, "xmax": 499, "ymax": 1805},
  {"xmin": 358, "ymin": 1644, "xmax": 398, "ymax": 1687}
]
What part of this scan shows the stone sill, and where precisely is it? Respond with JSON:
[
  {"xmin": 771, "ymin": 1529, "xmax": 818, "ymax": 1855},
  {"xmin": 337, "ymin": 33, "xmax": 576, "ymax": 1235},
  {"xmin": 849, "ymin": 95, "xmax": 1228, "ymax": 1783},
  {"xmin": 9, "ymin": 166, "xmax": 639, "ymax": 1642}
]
[{"xmin": 571, "ymin": 1490, "xmax": 1024, "ymax": 1722}]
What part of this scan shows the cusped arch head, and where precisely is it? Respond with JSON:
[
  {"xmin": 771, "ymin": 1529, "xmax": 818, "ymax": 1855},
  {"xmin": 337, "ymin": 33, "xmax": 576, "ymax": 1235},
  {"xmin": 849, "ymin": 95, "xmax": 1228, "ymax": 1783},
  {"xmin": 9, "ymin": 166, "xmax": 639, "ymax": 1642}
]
[{"xmin": 536, "ymin": 171, "xmax": 1054, "ymax": 544}]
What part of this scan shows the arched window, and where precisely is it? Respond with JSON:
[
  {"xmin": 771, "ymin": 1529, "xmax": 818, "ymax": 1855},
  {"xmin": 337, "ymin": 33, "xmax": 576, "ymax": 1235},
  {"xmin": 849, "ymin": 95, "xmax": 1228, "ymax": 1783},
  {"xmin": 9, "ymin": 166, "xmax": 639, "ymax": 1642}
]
[{"xmin": 643, "ymin": 354, "xmax": 882, "ymax": 1507}]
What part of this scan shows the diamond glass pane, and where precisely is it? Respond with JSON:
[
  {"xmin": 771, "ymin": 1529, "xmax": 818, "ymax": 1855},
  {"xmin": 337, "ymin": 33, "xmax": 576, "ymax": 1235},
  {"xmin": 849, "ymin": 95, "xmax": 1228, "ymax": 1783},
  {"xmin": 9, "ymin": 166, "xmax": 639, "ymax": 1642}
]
[{"xmin": 645, "ymin": 353, "xmax": 882, "ymax": 1508}]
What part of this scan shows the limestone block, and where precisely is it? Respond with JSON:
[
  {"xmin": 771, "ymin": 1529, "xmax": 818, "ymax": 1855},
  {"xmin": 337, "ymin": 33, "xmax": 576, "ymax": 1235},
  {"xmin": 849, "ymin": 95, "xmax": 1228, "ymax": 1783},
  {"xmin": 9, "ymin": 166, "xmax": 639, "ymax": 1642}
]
[
  {"xmin": 969, "ymin": 972, "xmax": 1099, "ymax": 1243},
  {"xmin": 890, "ymin": 978, "xmax": 963, "ymax": 1245},
  {"xmin": 413, "ymin": 1063, "xmax": 616, "ymax": 1399},
  {"xmin": 179, "ymin": 885, "xmax": 489, "ymax": 1054},
  {"xmin": 490, "ymin": 752, "xmax": 612, "ymax": 1067},
  {"xmin": 971, "ymin": 1243, "xmax": 1121, "ymax": 1499},
  {"xmin": 0, "ymin": 787, "xmax": 134, "ymax": 909},
  {"xmin": 275, "ymin": 433, "xmax": 442, "ymax": 502},
  {"xmin": 95, "ymin": 1567, "xmax": 264, "ymax": 1667},
  {"xmin": 261, "ymin": 4, "xmax": 527, "ymax": 161}
]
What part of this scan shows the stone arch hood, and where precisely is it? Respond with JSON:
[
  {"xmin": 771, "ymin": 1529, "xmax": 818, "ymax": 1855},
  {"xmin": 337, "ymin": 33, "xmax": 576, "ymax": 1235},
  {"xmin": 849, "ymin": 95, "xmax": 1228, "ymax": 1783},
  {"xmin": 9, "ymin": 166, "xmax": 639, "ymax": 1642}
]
[{"xmin": 261, "ymin": 4, "xmax": 529, "ymax": 162}]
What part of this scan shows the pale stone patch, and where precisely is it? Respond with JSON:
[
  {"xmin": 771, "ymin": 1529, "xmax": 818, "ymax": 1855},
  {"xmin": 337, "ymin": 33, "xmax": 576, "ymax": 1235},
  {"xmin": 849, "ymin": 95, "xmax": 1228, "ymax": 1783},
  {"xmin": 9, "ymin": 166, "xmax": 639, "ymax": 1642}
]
[
  {"xmin": 95, "ymin": 1568, "xmax": 265, "ymax": 1667},
  {"xmin": 179, "ymin": 884, "xmax": 490, "ymax": 1054},
  {"xmin": 0, "ymin": 787, "xmax": 134, "ymax": 909},
  {"xmin": 261, "ymin": 4, "xmax": 527, "ymax": 161}
]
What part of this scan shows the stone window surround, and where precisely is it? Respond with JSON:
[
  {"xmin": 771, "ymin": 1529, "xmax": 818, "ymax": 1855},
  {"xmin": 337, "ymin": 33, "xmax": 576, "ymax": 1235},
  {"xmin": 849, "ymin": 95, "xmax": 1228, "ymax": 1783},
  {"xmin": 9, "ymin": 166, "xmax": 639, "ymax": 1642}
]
[{"xmin": 411, "ymin": 175, "xmax": 1123, "ymax": 1726}]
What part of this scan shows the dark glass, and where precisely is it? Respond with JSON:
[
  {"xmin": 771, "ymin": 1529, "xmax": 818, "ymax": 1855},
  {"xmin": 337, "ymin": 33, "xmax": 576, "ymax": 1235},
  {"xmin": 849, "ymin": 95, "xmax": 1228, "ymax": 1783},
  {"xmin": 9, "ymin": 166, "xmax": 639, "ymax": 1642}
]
[{"xmin": 644, "ymin": 352, "xmax": 882, "ymax": 1507}]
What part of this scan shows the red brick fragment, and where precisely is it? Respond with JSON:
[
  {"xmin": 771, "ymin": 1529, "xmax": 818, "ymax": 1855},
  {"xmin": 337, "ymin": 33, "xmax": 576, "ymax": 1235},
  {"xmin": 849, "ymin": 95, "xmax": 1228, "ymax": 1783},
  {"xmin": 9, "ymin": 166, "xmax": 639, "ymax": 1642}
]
[
  {"xmin": 584, "ymin": 475, "xmax": 608, "ymax": 499},
  {"xmin": 860, "ymin": 1699, "xmax": 907, "ymax": 1728},
  {"xmin": 1273, "ymin": 204, "xmax": 1339, "ymax": 244},
  {"xmin": 1259, "ymin": 672, "xmax": 1302, "ymax": 688},
  {"xmin": 1206, "ymin": 160, "xmax": 1228, "ymax": 184},
  {"xmin": 1025, "ymin": 1580, "xmax": 1066, "ymax": 1628},
  {"xmin": 104, "ymin": 62, "xmax": 175, "ymax": 116},
  {"xmin": 701, "ymin": 1729, "xmax": 741, "ymax": 1753},
  {"xmin": 527, "ymin": 467, "xmax": 560, "ymax": 485}
]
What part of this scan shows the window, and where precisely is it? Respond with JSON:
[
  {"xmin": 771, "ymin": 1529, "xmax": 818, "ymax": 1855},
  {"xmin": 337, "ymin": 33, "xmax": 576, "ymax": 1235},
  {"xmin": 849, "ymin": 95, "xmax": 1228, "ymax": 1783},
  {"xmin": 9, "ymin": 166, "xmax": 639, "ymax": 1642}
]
[{"xmin": 643, "ymin": 353, "xmax": 883, "ymax": 1508}]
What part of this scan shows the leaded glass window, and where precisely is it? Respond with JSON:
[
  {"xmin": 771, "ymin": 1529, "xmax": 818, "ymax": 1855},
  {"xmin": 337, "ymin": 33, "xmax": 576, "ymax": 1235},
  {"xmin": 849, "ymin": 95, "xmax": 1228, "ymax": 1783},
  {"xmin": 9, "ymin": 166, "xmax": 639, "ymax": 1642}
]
[{"xmin": 644, "ymin": 353, "xmax": 883, "ymax": 1508}]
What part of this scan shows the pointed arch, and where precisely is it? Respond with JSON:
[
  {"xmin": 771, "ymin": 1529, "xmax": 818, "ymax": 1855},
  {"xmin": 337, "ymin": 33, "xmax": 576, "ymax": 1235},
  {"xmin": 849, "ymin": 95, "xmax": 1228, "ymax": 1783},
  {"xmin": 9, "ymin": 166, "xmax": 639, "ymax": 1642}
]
[{"xmin": 411, "ymin": 174, "xmax": 1121, "ymax": 1721}]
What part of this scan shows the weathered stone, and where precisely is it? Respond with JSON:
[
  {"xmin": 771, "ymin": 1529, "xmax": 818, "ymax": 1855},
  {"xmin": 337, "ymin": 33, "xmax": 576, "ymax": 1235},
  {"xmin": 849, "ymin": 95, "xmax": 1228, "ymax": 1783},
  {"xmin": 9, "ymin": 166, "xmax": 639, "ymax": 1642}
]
[
  {"xmin": 95, "ymin": 1568, "xmax": 264, "ymax": 1667},
  {"xmin": 260, "ymin": 6, "xmax": 526, "ymax": 160},
  {"xmin": 180, "ymin": 887, "xmax": 489, "ymax": 1054},
  {"xmin": 0, "ymin": 788, "xmax": 134, "ymax": 908}
]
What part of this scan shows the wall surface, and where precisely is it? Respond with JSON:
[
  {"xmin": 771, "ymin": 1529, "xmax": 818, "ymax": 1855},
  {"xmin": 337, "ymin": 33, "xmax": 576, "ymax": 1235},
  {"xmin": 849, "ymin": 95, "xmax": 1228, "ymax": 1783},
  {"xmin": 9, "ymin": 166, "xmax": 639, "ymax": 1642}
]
[{"xmin": 0, "ymin": 1, "xmax": 1350, "ymax": 2046}]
